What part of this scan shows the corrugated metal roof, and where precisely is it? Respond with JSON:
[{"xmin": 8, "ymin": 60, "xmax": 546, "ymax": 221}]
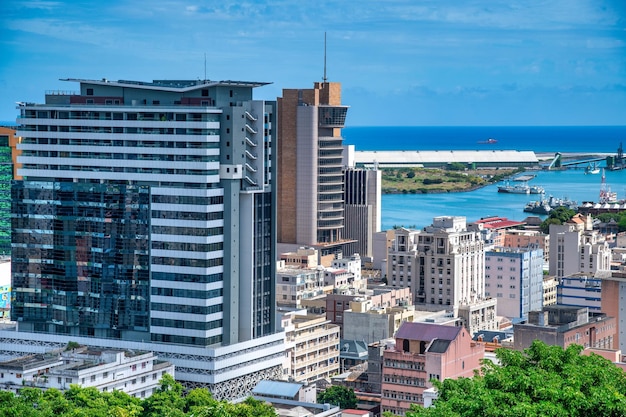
[
  {"xmin": 252, "ymin": 380, "xmax": 303, "ymax": 398},
  {"xmin": 354, "ymin": 150, "xmax": 538, "ymax": 164}
]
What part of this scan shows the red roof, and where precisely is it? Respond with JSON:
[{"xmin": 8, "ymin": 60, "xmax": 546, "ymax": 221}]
[{"xmin": 473, "ymin": 216, "xmax": 524, "ymax": 229}]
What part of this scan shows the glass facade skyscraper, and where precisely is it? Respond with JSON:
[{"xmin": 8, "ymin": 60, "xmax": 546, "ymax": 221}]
[{"xmin": 8, "ymin": 79, "xmax": 283, "ymax": 398}]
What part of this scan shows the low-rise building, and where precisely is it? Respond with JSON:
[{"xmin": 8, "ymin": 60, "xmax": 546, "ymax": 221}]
[
  {"xmin": 252, "ymin": 380, "xmax": 340, "ymax": 417},
  {"xmin": 381, "ymin": 322, "xmax": 484, "ymax": 415},
  {"xmin": 0, "ymin": 347, "xmax": 174, "ymax": 398},
  {"xmin": 557, "ymin": 274, "xmax": 602, "ymax": 312},
  {"xmin": 513, "ymin": 306, "xmax": 615, "ymax": 350}
]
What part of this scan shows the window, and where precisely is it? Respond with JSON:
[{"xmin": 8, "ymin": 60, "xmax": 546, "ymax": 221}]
[
  {"xmin": 131, "ymin": 365, "xmax": 137, "ymax": 371},
  {"xmin": 86, "ymin": 88, "xmax": 93, "ymax": 95},
  {"xmin": 91, "ymin": 375, "xmax": 96, "ymax": 382},
  {"xmin": 103, "ymin": 372, "xmax": 108, "ymax": 378}
]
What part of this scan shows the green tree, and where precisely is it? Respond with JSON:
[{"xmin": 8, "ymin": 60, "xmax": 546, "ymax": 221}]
[
  {"xmin": 140, "ymin": 374, "xmax": 186, "ymax": 417},
  {"xmin": 539, "ymin": 206, "xmax": 577, "ymax": 233},
  {"xmin": 407, "ymin": 340, "xmax": 626, "ymax": 417},
  {"xmin": 317, "ymin": 385, "xmax": 358, "ymax": 409}
]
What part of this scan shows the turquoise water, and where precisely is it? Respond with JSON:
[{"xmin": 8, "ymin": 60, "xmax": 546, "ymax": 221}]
[
  {"xmin": 341, "ymin": 125, "xmax": 626, "ymax": 230},
  {"xmin": 382, "ymin": 169, "xmax": 626, "ymax": 230}
]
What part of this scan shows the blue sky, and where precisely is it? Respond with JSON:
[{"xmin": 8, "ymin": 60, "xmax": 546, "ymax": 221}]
[{"xmin": 1, "ymin": 0, "xmax": 625, "ymax": 126}]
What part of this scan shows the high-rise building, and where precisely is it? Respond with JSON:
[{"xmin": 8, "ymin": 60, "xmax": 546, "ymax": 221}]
[
  {"xmin": 0, "ymin": 127, "xmax": 16, "ymax": 256},
  {"xmin": 277, "ymin": 82, "xmax": 351, "ymax": 257},
  {"xmin": 343, "ymin": 167, "xmax": 381, "ymax": 259},
  {"xmin": 5, "ymin": 78, "xmax": 284, "ymax": 399}
]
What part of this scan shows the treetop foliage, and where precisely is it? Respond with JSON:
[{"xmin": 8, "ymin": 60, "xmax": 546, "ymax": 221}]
[
  {"xmin": 0, "ymin": 373, "xmax": 278, "ymax": 417},
  {"xmin": 406, "ymin": 341, "xmax": 626, "ymax": 417},
  {"xmin": 317, "ymin": 385, "xmax": 358, "ymax": 409}
]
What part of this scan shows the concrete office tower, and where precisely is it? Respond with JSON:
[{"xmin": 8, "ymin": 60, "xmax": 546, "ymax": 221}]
[
  {"xmin": 7, "ymin": 78, "xmax": 283, "ymax": 399},
  {"xmin": 387, "ymin": 217, "xmax": 497, "ymax": 335},
  {"xmin": 484, "ymin": 246, "xmax": 544, "ymax": 322},
  {"xmin": 343, "ymin": 168, "xmax": 381, "ymax": 259},
  {"xmin": 549, "ymin": 213, "xmax": 611, "ymax": 277},
  {"xmin": 277, "ymin": 82, "xmax": 350, "ymax": 257}
]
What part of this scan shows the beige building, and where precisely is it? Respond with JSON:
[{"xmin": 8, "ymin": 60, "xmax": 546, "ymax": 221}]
[
  {"xmin": 281, "ymin": 312, "xmax": 340, "ymax": 383},
  {"xmin": 387, "ymin": 217, "xmax": 497, "ymax": 335},
  {"xmin": 549, "ymin": 214, "xmax": 611, "ymax": 277}
]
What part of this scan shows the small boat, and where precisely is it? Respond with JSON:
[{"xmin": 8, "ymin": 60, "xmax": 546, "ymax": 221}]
[
  {"xmin": 478, "ymin": 138, "xmax": 498, "ymax": 144},
  {"xmin": 585, "ymin": 162, "xmax": 600, "ymax": 175}
]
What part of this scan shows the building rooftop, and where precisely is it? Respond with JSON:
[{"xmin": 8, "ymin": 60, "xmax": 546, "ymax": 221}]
[
  {"xmin": 61, "ymin": 78, "xmax": 271, "ymax": 91},
  {"xmin": 473, "ymin": 216, "xmax": 526, "ymax": 229},
  {"xmin": 395, "ymin": 321, "xmax": 461, "ymax": 342},
  {"xmin": 253, "ymin": 380, "xmax": 303, "ymax": 399}
]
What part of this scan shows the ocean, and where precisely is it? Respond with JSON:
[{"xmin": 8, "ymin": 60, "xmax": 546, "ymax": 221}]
[
  {"xmin": 342, "ymin": 126, "xmax": 626, "ymax": 230},
  {"xmin": 343, "ymin": 125, "xmax": 626, "ymax": 153}
]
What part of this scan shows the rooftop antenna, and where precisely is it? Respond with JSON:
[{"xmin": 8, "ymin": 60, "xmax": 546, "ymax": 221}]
[{"xmin": 323, "ymin": 32, "xmax": 328, "ymax": 83}]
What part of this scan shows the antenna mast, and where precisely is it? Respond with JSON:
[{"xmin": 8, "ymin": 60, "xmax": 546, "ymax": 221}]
[{"xmin": 323, "ymin": 32, "xmax": 327, "ymax": 83}]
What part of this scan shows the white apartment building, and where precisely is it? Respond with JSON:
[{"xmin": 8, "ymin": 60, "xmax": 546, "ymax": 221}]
[
  {"xmin": 281, "ymin": 312, "xmax": 340, "ymax": 383},
  {"xmin": 0, "ymin": 347, "xmax": 174, "ymax": 398},
  {"xmin": 276, "ymin": 262, "xmax": 325, "ymax": 309}
]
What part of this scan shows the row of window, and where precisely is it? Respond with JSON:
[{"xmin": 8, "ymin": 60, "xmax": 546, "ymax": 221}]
[
  {"xmin": 152, "ymin": 318, "xmax": 223, "ymax": 330},
  {"xmin": 152, "ymin": 195, "xmax": 223, "ymax": 205},
  {"xmin": 151, "ymin": 287, "xmax": 223, "ymax": 299},
  {"xmin": 22, "ymin": 164, "xmax": 219, "ymax": 177},
  {"xmin": 151, "ymin": 272, "xmax": 223, "ymax": 284},
  {"xmin": 383, "ymin": 375, "xmax": 426, "ymax": 386},
  {"xmin": 23, "ymin": 109, "xmax": 219, "ymax": 122},
  {"xmin": 25, "ymin": 150, "xmax": 218, "ymax": 162},
  {"xmin": 152, "ymin": 241, "xmax": 223, "ymax": 252},
  {"xmin": 151, "ymin": 226, "xmax": 224, "ymax": 237},
  {"xmin": 151, "ymin": 302, "xmax": 223, "ymax": 315},
  {"xmin": 152, "ymin": 256, "xmax": 223, "ymax": 268},
  {"xmin": 151, "ymin": 210, "xmax": 223, "ymax": 221}
]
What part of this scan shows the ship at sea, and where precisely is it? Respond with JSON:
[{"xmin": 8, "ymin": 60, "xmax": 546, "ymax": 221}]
[
  {"xmin": 498, "ymin": 181, "xmax": 544, "ymax": 195},
  {"xmin": 524, "ymin": 196, "xmax": 578, "ymax": 215},
  {"xmin": 478, "ymin": 138, "xmax": 498, "ymax": 144},
  {"xmin": 498, "ymin": 182, "xmax": 530, "ymax": 194}
]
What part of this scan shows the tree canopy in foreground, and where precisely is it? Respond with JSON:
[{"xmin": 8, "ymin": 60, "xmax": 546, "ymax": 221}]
[
  {"xmin": 407, "ymin": 340, "xmax": 626, "ymax": 417},
  {"xmin": 0, "ymin": 373, "xmax": 277, "ymax": 417}
]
